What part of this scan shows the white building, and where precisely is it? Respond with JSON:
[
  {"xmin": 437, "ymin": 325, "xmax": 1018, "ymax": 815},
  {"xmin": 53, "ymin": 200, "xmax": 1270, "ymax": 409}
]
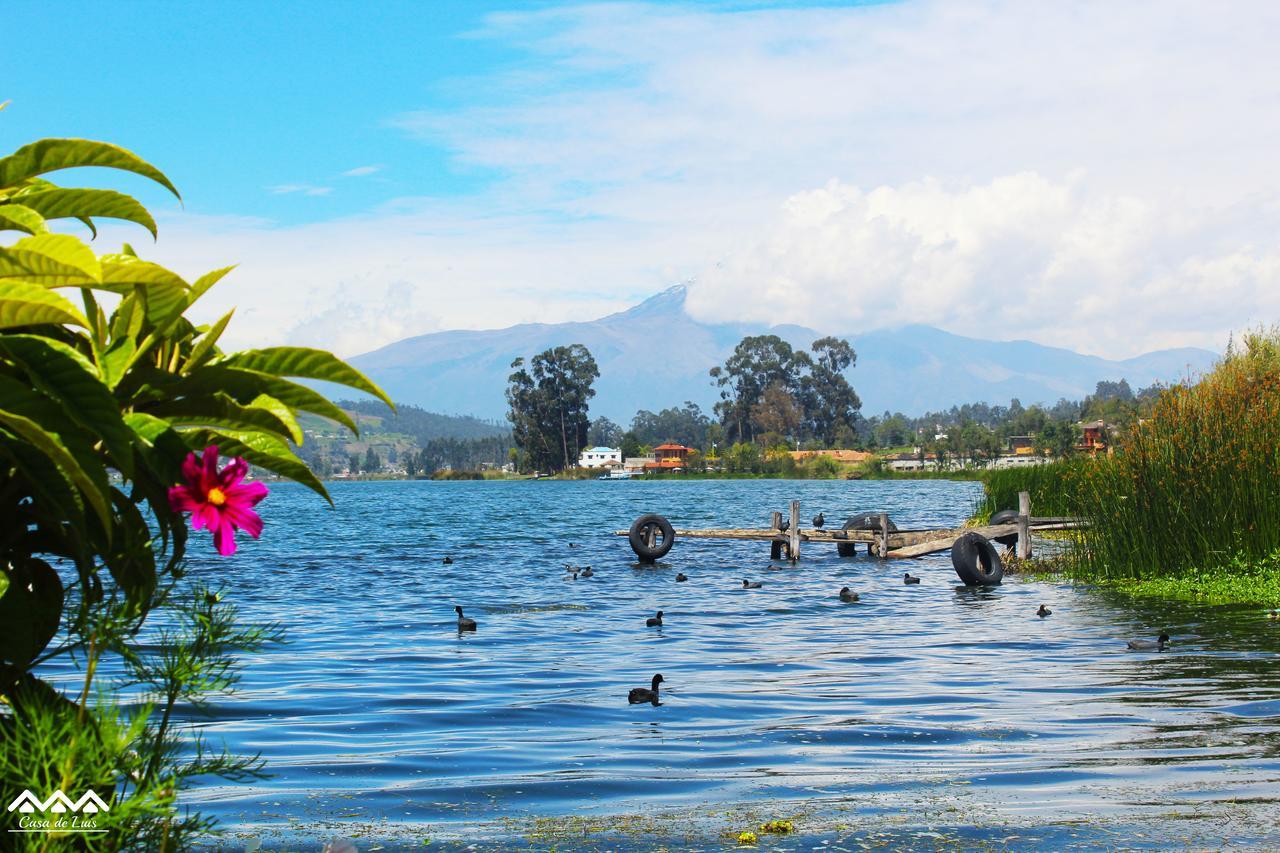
[{"xmin": 578, "ymin": 446, "xmax": 622, "ymax": 468}]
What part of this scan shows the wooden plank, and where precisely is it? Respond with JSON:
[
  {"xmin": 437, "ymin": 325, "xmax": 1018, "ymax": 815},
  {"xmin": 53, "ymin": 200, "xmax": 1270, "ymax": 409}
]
[
  {"xmin": 613, "ymin": 520, "xmax": 1086, "ymax": 545},
  {"xmin": 878, "ymin": 512, "xmax": 889, "ymax": 559}
]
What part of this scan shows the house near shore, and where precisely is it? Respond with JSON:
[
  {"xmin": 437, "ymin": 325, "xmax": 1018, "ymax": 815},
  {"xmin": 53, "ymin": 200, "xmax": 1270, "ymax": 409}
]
[
  {"xmin": 578, "ymin": 446, "xmax": 622, "ymax": 469},
  {"xmin": 645, "ymin": 443, "xmax": 693, "ymax": 472},
  {"xmin": 623, "ymin": 455, "xmax": 655, "ymax": 473},
  {"xmin": 1078, "ymin": 420, "xmax": 1110, "ymax": 454},
  {"xmin": 1007, "ymin": 435, "xmax": 1036, "ymax": 455}
]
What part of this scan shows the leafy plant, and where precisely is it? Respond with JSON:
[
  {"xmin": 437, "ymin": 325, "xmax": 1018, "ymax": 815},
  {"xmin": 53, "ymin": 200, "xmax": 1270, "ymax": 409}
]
[{"xmin": 0, "ymin": 132, "xmax": 390, "ymax": 849}]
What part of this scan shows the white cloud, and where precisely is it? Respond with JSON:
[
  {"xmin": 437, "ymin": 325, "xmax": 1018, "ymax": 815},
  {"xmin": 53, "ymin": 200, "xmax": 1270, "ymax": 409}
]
[
  {"xmin": 341, "ymin": 165, "xmax": 383, "ymax": 177},
  {"xmin": 268, "ymin": 184, "xmax": 333, "ymax": 197},
  {"xmin": 144, "ymin": 1, "xmax": 1280, "ymax": 358},
  {"xmin": 685, "ymin": 173, "xmax": 1280, "ymax": 357}
]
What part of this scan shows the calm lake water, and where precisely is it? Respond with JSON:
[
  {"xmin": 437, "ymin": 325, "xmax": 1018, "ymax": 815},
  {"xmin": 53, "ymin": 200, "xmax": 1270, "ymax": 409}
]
[{"xmin": 157, "ymin": 480, "xmax": 1280, "ymax": 849}]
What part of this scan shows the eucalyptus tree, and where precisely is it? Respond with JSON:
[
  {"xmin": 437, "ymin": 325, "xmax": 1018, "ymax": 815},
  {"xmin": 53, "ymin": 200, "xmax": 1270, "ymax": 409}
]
[{"xmin": 506, "ymin": 344, "xmax": 599, "ymax": 472}]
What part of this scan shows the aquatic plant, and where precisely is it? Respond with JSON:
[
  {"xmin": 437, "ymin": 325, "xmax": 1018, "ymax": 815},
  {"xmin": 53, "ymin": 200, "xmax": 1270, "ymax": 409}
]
[{"xmin": 0, "ymin": 129, "xmax": 389, "ymax": 848}]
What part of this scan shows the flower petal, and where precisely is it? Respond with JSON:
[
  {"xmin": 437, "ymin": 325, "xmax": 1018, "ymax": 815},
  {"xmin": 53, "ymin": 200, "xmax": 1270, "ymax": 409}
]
[
  {"xmin": 212, "ymin": 516, "xmax": 238, "ymax": 556},
  {"xmin": 180, "ymin": 451, "xmax": 203, "ymax": 490},
  {"xmin": 168, "ymin": 485, "xmax": 200, "ymax": 513},
  {"xmin": 222, "ymin": 502, "xmax": 264, "ymax": 539},
  {"xmin": 191, "ymin": 502, "xmax": 221, "ymax": 532},
  {"xmin": 225, "ymin": 480, "xmax": 269, "ymax": 508},
  {"xmin": 219, "ymin": 456, "xmax": 249, "ymax": 489},
  {"xmin": 201, "ymin": 445, "xmax": 220, "ymax": 492}
]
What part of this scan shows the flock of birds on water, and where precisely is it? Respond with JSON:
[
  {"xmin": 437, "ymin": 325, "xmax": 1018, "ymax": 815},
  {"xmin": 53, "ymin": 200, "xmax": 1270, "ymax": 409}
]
[{"xmin": 446, "ymin": 510, "xmax": 1178, "ymax": 707}]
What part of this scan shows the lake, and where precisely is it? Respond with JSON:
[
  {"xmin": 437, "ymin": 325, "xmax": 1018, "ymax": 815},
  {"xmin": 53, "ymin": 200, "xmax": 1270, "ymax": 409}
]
[{"xmin": 168, "ymin": 479, "xmax": 1280, "ymax": 850}]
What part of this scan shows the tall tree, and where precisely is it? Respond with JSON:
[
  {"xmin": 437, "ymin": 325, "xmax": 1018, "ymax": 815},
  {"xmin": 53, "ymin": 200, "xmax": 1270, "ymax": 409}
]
[
  {"xmin": 587, "ymin": 416, "xmax": 623, "ymax": 448},
  {"xmin": 506, "ymin": 344, "xmax": 600, "ymax": 472},
  {"xmin": 800, "ymin": 336, "xmax": 861, "ymax": 445},
  {"xmin": 710, "ymin": 335, "xmax": 808, "ymax": 443}
]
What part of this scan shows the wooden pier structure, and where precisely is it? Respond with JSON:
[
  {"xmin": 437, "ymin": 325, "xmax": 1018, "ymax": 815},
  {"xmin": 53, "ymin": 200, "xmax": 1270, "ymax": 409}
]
[{"xmin": 617, "ymin": 492, "xmax": 1086, "ymax": 563}]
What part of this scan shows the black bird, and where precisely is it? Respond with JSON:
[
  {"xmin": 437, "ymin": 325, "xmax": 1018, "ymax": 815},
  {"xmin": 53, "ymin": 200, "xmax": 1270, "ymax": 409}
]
[
  {"xmin": 580, "ymin": 566, "xmax": 593, "ymax": 578},
  {"xmin": 742, "ymin": 579, "xmax": 763, "ymax": 589},
  {"xmin": 778, "ymin": 519, "xmax": 790, "ymax": 533},
  {"xmin": 454, "ymin": 605, "xmax": 477, "ymax": 631},
  {"xmin": 442, "ymin": 556, "xmax": 453, "ymax": 565},
  {"xmin": 1037, "ymin": 604, "xmax": 1052, "ymax": 618},
  {"xmin": 812, "ymin": 512, "xmax": 825, "ymax": 528},
  {"xmin": 675, "ymin": 573, "xmax": 688, "ymax": 582},
  {"xmin": 570, "ymin": 571, "xmax": 578, "ymax": 580},
  {"xmin": 646, "ymin": 610, "xmax": 664, "ymax": 627},
  {"xmin": 903, "ymin": 572, "xmax": 921, "ymax": 585},
  {"xmin": 628, "ymin": 673, "xmax": 664, "ymax": 705},
  {"xmin": 1127, "ymin": 632, "xmax": 1170, "ymax": 651},
  {"xmin": 839, "ymin": 586, "xmax": 859, "ymax": 602}
]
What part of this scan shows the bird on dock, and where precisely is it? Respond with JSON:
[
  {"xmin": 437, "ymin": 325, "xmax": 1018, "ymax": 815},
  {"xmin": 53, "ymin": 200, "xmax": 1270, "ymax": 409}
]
[
  {"xmin": 1127, "ymin": 633, "xmax": 1170, "ymax": 651},
  {"xmin": 812, "ymin": 512, "xmax": 825, "ymax": 528},
  {"xmin": 454, "ymin": 605, "xmax": 477, "ymax": 631},
  {"xmin": 442, "ymin": 556, "xmax": 453, "ymax": 565},
  {"xmin": 580, "ymin": 566, "xmax": 593, "ymax": 578},
  {"xmin": 629, "ymin": 673, "xmax": 664, "ymax": 705},
  {"xmin": 839, "ymin": 587, "xmax": 859, "ymax": 602},
  {"xmin": 1037, "ymin": 604, "xmax": 1052, "ymax": 618},
  {"xmin": 675, "ymin": 573, "xmax": 688, "ymax": 582},
  {"xmin": 778, "ymin": 519, "xmax": 790, "ymax": 533},
  {"xmin": 646, "ymin": 610, "xmax": 664, "ymax": 627},
  {"xmin": 903, "ymin": 572, "xmax": 921, "ymax": 585},
  {"xmin": 742, "ymin": 579, "xmax": 763, "ymax": 589}
]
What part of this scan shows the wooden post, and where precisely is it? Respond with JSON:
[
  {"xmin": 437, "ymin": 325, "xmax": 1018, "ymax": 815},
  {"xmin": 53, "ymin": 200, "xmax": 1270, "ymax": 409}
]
[
  {"xmin": 878, "ymin": 512, "xmax": 889, "ymax": 560},
  {"xmin": 1017, "ymin": 490, "xmax": 1031, "ymax": 559},
  {"xmin": 770, "ymin": 511, "xmax": 783, "ymax": 560},
  {"xmin": 789, "ymin": 500, "xmax": 801, "ymax": 562}
]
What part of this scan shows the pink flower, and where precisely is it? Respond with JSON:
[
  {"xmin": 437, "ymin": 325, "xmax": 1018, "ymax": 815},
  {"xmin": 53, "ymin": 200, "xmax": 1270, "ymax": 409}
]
[{"xmin": 167, "ymin": 445, "xmax": 269, "ymax": 556}]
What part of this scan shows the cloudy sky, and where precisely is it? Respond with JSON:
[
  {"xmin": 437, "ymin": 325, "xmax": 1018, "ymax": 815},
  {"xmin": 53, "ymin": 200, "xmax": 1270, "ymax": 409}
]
[{"xmin": 6, "ymin": 0, "xmax": 1279, "ymax": 358}]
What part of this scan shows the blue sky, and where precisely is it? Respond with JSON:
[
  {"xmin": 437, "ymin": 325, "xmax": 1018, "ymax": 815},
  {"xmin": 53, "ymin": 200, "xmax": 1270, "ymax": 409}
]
[{"xmin": 3, "ymin": 1, "xmax": 1278, "ymax": 359}]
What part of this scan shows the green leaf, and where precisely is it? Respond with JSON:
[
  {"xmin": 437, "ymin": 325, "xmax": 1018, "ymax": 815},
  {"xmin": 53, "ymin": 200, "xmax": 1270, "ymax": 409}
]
[
  {"xmin": 181, "ymin": 427, "xmax": 330, "ymax": 502},
  {"xmin": 0, "ymin": 334, "xmax": 134, "ymax": 476},
  {"xmin": 13, "ymin": 188, "xmax": 157, "ymax": 237},
  {"xmin": 248, "ymin": 393, "xmax": 303, "ymax": 444},
  {"xmin": 147, "ymin": 393, "xmax": 299, "ymax": 440},
  {"xmin": 219, "ymin": 347, "xmax": 393, "ymax": 408},
  {"xmin": 184, "ymin": 265, "xmax": 235, "ymax": 312},
  {"xmin": 184, "ymin": 308, "xmax": 234, "ymax": 372},
  {"xmin": 0, "ymin": 558, "xmax": 63, "ymax": 669},
  {"xmin": 97, "ymin": 335, "xmax": 137, "ymax": 389},
  {"xmin": 0, "ymin": 138, "xmax": 180, "ymax": 200},
  {"xmin": 170, "ymin": 366, "xmax": 361, "ymax": 434},
  {"xmin": 0, "ymin": 280, "xmax": 90, "ymax": 329},
  {"xmin": 0, "ymin": 233, "xmax": 102, "ymax": 286},
  {"xmin": 0, "ymin": 406, "xmax": 111, "ymax": 530},
  {"xmin": 0, "ymin": 203, "xmax": 47, "ymax": 235},
  {"xmin": 99, "ymin": 256, "xmax": 189, "ymax": 327}
]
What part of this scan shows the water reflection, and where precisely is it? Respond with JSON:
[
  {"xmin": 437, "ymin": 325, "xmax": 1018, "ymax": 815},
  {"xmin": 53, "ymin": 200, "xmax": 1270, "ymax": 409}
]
[{"xmin": 42, "ymin": 479, "xmax": 1280, "ymax": 844}]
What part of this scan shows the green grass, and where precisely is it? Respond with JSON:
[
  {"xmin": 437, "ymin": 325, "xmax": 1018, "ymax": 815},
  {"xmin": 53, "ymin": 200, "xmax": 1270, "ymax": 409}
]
[{"xmin": 972, "ymin": 461, "xmax": 1083, "ymax": 523}]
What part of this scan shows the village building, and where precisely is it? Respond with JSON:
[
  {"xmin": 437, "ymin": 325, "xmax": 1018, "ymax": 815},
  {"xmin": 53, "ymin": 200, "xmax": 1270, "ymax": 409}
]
[
  {"xmin": 577, "ymin": 446, "xmax": 622, "ymax": 468},
  {"xmin": 788, "ymin": 449, "xmax": 875, "ymax": 464},
  {"xmin": 644, "ymin": 443, "xmax": 693, "ymax": 472}
]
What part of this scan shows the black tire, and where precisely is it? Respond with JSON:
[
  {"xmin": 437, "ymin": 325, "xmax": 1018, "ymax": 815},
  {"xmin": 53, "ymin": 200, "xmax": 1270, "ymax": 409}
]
[
  {"xmin": 629, "ymin": 514, "xmax": 675, "ymax": 562},
  {"xmin": 951, "ymin": 532, "xmax": 1004, "ymax": 586},
  {"xmin": 838, "ymin": 512, "xmax": 896, "ymax": 556},
  {"xmin": 844, "ymin": 512, "xmax": 899, "ymax": 533},
  {"xmin": 989, "ymin": 509, "xmax": 1019, "ymax": 546}
]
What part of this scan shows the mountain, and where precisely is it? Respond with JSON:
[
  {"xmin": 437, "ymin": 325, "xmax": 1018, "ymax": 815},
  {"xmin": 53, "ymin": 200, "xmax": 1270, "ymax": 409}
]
[{"xmin": 348, "ymin": 285, "xmax": 1219, "ymax": 422}]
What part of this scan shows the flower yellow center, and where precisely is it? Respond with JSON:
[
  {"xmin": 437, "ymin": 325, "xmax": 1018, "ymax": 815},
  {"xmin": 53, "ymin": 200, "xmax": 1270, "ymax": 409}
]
[{"xmin": 206, "ymin": 487, "xmax": 227, "ymax": 506}]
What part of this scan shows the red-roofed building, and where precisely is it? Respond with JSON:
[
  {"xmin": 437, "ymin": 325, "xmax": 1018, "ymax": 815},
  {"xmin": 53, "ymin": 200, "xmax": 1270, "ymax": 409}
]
[{"xmin": 645, "ymin": 443, "xmax": 693, "ymax": 471}]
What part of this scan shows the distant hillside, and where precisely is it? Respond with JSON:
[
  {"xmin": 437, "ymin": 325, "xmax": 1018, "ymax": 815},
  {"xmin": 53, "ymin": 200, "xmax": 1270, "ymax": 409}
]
[
  {"xmin": 348, "ymin": 285, "xmax": 1220, "ymax": 422},
  {"xmin": 334, "ymin": 401, "xmax": 510, "ymax": 443}
]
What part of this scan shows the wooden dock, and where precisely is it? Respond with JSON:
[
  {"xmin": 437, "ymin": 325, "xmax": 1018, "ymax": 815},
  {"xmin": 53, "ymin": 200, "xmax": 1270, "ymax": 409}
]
[{"xmin": 616, "ymin": 493, "xmax": 1086, "ymax": 562}]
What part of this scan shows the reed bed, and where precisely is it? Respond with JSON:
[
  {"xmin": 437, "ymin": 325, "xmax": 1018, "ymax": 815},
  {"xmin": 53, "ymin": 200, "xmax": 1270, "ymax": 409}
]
[{"xmin": 1067, "ymin": 330, "xmax": 1280, "ymax": 580}]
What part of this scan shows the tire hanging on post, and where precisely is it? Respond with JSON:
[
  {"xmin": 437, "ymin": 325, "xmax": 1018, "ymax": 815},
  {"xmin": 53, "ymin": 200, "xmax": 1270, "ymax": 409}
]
[
  {"xmin": 628, "ymin": 513, "xmax": 676, "ymax": 562},
  {"xmin": 838, "ymin": 512, "xmax": 897, "ymax": 557}
]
